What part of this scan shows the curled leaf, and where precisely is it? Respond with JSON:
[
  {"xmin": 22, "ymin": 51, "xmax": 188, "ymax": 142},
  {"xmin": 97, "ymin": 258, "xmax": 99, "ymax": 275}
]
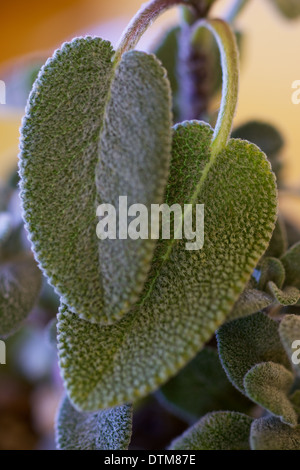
[
  {"xmin": 217, "ymin": 312, "xmax": 291, "ymax": 394},
  {"xmin": 267, "ymin": 281, "xmax": 300, "ymax": 306},
  {"xmin": 244, "ymin": 362, "xmax": 297, "ymax": 426},
  {"xmin": 170, "ymin": 411, "xmax": 253, "ymax": 450},
  {"xmin": 55, "ymin": 395, "xmax": 132, "ymax": 450},
  {"xmin": 258, "ymin": 257, "xmax": 285, "ymax": 291},
  {"xmin": 228, "ymin": 288, "xmax": 273, "ymax": 321}
]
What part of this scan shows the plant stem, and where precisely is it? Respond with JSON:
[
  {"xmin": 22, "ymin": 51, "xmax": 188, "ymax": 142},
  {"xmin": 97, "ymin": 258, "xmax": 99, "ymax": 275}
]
[
  {"xmin": 191, "ymin": 19, "xmax": 239, "ymax": 157},
  {"xmin": 224, "ymin": 0, "xmax": 249, "ymax": 23},
  {"xmin": 114, "ymin": 0, "xmax": 208, "ymax": 64}
]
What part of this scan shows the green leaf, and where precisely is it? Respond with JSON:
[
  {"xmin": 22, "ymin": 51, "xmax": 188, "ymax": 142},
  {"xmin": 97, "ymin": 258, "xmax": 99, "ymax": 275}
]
[
  {"xmin": 281, "ymin": 242, "xmax": 300, "ymax": 289},
  {"xmin": 55, "ymin": 395, "xmax": 132, "ymax": 450},
  {"xmin": 170, "ymin": 411, "xmax": 253, "ymax": 450},
  {"xmin": 257, "ymin": 257, "xmax": 285, "ymax": 291},
  {"xmin": 19, "ymin": 38, "xmax": 172, "ymax": 325},
  {"xmin": 270, "ymin": 0, "xmax": 300, "ymax": 19},
  {"xmin": 58, "ymin": 121, "xmax": 277, "ymax": 410},
  {"xmin": 265, "ymin": 216, "xmax": 288, "ymax": 258},
  {"xmin": 250, "ymin": 416, "xmax": 300, "ymax": 450},
  {"xmin": 96, "ymin": 50, "xmax": 172, "ymax": 321},
  {"xmin": 154, "ymin": 27, "xmax": 180, "ymax": 122},
  {"xmin": 279, "ymin": 314, "xmax": 300, "ymax": 376},
  {"xmin": 228, "ymin": 288, "xmax": 273, "ymax": 321},
  {"xmin": 159, "ymin": 348, "xmax": 251, "ymax": 422},
  {"xmin": 217, "ymin": 312, "xmax": 291, "ymax": 394},
  {"xmin": 267, "ymin": 281, "xmax": 300, "ymax": 306},
  {"xmin": 0, "ymin": 255, "xmax": 42, "ymax": 337},
  {"xmin": 244, "ymin": 362, "xmax": 297, "ymax": 426},
  {"xmin": 290, "ymin": 390, "xmax": 300, "ymax": 415}
]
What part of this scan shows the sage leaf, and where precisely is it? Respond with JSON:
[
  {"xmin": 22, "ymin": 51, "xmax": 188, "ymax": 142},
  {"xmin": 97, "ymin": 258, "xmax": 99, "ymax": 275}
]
[
  {"xmin": 228, "ymin": 288, "xmax": 273, "ymax": 321},
  {"xmin": 0, "ymin": 255, "xmax": 42, "ymax": 337},
  {"xmin": 258, "ymin": 257, "xmax": 285, "ymax": 291},
  {"xmin": 96, "ymin": 50, "xmax": 172, "ymax": 321},
  {"xmin": 55, "ymin": 395, "xmax": 132, "ymax": 450},
  {"xmin": 270, "ymin": 0, "xmax": 300, "ymax": 19},
  {"xmin": 279, "ymin": 314, "xmax": 300, "ymax": 376},
  {"xmin": 170, "ymin": 411, "xmax": 253, "ymax": 450},
  {"xmin": 232, "ymin": 121, "xmax": 284, "ymax": 158},
  {"xmin": 250, "ymin": 416, "xmax": 300, "ymax": 450},
  {"xmin": 265, "ymin": 216, "xmax": 287, "ymax": 258},
  {"xmin": 217, "ymin": 312, "xmax": 291, "ymax": 394},
  {"xmin": 244, "ymin": 362, "xmax": 297, "ymax": 426},
  {"xmin": 159, "ymin": 348, "xmax": 252, "ymax": 422},
  {"xmin": 267, "ymin": 281, "xmax": 300, "ymax": 306},
  {"xmin": 20, "ymin": 38, "xmax": 172, "ymax": 325},
  {"xmin": 58, "ymin": 121, "xmax": 277, "ymax": 410},
  {"xmin": 19, "ymin": 37, "xmax": 114, "ymax": 324}
]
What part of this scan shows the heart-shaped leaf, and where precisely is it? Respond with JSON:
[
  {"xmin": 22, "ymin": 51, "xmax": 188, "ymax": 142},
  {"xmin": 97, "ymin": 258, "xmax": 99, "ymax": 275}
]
[
  {"xmin": 250, "ymin": 416, "xmax": 300, "ymax": 450},
  {"xmin": 55, "ymin": 395, "xmax": 132, "ymax": 450},
  {"xmin": 279, "ymin": 314, "xmax": 300, "ymax": 376},
  {"xmin": 0, "ymin": 255, "xmax": 42, "ymax": 337},
  {"xmin": 58, "ymin": 121, "xmax": 277, "ymax": 410},
  {"xmin": 244, "ymin": 362, "xmax": 297, "ymax": 426},
  {"xmin": 170, "ymin": 411, "xmax": 253, "ymax": 450},
  {"xmin": 19, "ymin": 37, "xmax": 172, "ymax": 325},
  {"xmin": 217, "ymin": 312, "xmax": 291, "ymax": 394},
  {"xmin": 159, "ymin": 347, "xmax": 251, "ymax": 422}
]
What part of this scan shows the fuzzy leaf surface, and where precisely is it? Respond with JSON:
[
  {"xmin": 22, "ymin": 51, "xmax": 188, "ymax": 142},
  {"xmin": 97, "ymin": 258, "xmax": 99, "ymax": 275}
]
[
  {"xmin": 250, "ymin": 416, "xmax": 300, "ymax": 450},
  {"xmin": 58, "ymin": 121, "xmax": 277, "ymax": 410}
]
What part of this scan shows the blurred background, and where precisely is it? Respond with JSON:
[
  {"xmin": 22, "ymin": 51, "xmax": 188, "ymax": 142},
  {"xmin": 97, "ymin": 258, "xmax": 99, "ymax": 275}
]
[{"xmin": 0, "ymin": 0, "xmax": 299, "ymax": 450}]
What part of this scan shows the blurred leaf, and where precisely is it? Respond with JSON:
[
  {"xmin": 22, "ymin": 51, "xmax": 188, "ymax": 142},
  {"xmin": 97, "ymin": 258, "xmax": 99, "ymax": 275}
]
[
  {"xmin": 0, "ymin": 255, "xmax": 42, "ymax": 337},
  {"xmin": 45, "ymin": 317, "xmax": 57, "ymax": 347},
  {"xmin": 279, "ymin": 314, "xmax": 300, "ymax": 376},
  {"xmin": 217, "ymin": 312, "xmax": 291, "ymax": 394},
  {"xmin": 281, "ymin": 242, "xmax": 300, "ymax": 289},
  {"xmin": 265, "ymin": 216, "xmax": 288, "ymax": 258},
  {"xmin": 58, "ymin": 122, "xmax": 277, "ymax": 410},
  {"xmin": 244, "ymin": 362, "xmax": 297, "ymax": 426},
  {"xmin": 258, "ymin": 257, "xmax": 285, "ymax": 291},
  {"xmin": 170, "ymin": 411, "xmax": 253, "ymax": 450},
  {"xmin": 250, "ymin": 416, "xmax": 300, "ymax": 450},
  {"xmin": 228, "ymin": 288, "xmax": 273, "ymax": 321},
  {"xmin": 232, "ymin": 121, "xmax": 284, "ymax": 157},
  {"xmin": 270, "ymin": 0, "xmax": 300, "ymax": 19},
  {"xmin": 290, "ymin": 389, "xmax": 300, "ymax": 414},
  {"xmin": 159, "ymin": 348, "xmax": 251, "ymax": 422},
  {"xmin": 267, "ymin": 281, "xmax": 300, "ymax": 306},
  {"xmin": 154, "ymin": 27, "xmax": 180, "ymax": 122},
  {"xmin": 0, "ymin": 212, "xmax": 13, "ymax": 248},
  {"xmin": 96, "ymin": 50, "xmax": 172, "ymax": 321},
  {"xmin": 55, "ymin": 395, "xmax": 132, "ymax": 450}
]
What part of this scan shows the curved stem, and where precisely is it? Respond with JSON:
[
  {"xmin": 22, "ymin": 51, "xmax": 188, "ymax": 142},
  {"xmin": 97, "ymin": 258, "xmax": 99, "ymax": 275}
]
[
  {"xmin": 114, "ymin": 0, "xmax": 203, "ymax": 65},
  {"xmin": 191, "ymin": 19, "xmax": 239, "ymax": 157},
  {"xmin": 224, "ymin": 0, "xmax": 250, "ymax": 23}
]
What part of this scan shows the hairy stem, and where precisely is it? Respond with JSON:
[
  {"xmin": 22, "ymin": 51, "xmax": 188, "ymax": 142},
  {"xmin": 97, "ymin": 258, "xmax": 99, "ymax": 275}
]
[
  {"xmin": 192, "ymin": 19, "xmax": 239, "ymax": 157},
  {"xmin": 114, "ymin": 0, "xmax": 210, "ymax": 64}
]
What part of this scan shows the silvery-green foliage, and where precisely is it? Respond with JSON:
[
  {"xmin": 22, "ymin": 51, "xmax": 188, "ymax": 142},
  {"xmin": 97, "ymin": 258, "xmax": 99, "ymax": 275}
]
[
  {"xmin": 250, "ymin": 416, "xmax": 300, "ymax": 450},
  {"xmin": 0, "ymin": 254, "xmax": 42, "ymax": 338},
  {"xmin": 19, "ymin": 37, "xmax": 172, "ymax": 325},
  {"xmin": 170, "ymin": 411, "xmax": 253, "ymax": 450},
  {"xmin": 244, "ymin": 362, "xmax": 297, "ymax": 426},
  {"xmin": 257, "ymin": 257, "xmax": 285, "ymax": 291},
  {"xmin": 58, "ymin": 121, "xmax": 277, "ymax": 411},
  {"xmin": 217, "ymin": 312, "xmax": 291, "ymax": 394},
  {"xmin": 279, "ymin": 315, "xmax": 300, "ymax": 377},
  {"xmin": 267, "ymin": 282, "xmax": 300, "ymax": 306},
  {"xmin": 56, "ymin": 395, "xmax": 132, "ymax": 450},
  {"xmin": 159, "ymin": 347, "xmax": 252, "ymax": 422}
]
